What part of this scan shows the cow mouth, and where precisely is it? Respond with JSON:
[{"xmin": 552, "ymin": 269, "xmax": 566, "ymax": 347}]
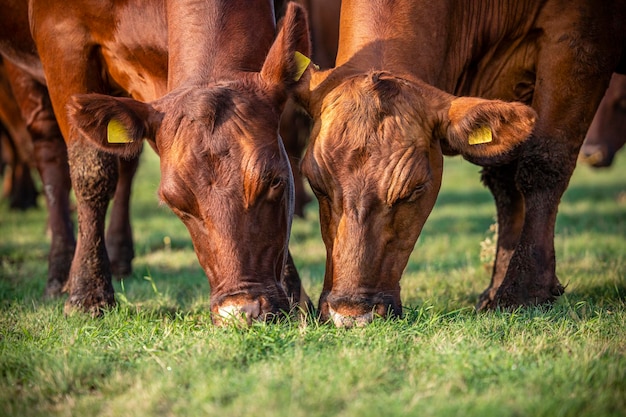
[
  {"xmin": 322, "ymin": 292, "xmax": 402, "ymax": 327},
  {"xmin": 579, "ymin": 144, "xmax": 612, "ymax": 167},
  {"xmin": 210, "ymin": 290, "xmax": 291, "ymax": 326}
]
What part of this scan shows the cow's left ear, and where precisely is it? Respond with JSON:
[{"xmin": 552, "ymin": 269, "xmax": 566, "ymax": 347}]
[
  {"xmin": 441, "ymin": 96, "xmax": 537, "ymax": 164},
  {"xmin": 260, "ymin": 2, "xmax": 312, "ymax": 98},
  {"xmin": 67, "ymin": 94, "xmax": 163, "ymax": 158}
]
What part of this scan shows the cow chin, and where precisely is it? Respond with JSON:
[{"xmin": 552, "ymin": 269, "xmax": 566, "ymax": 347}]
[
  {"xmin": 321, "ymin": 292, "xmax": 402, "ymax": 328},
  {"xmin": 210, "ymin": 291, "xmax": 290, "ymax": 326}
]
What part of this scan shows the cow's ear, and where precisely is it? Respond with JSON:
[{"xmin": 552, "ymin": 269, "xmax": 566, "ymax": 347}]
[
  {"xmin": 67, "ymin": 94, "xmax": 162, "ymax": 158},
  {"xmin": 441, "ymin": 97, "xmax": 537, "ymax": 165},
  {"xmin": 260, "ymin": 2, "xmax": 312, "ymax": 97}
]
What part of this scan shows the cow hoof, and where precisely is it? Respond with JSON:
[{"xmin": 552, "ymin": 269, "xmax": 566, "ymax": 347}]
[
  {"xmin": 476, "ymin": 286, "xmax": 497, "ymax": 311},
  {"xmin": 63, "ymin": 295, "xmax": 115, "ymax": 318},
  {"xmin": 110, "ymin": 260, "xmax": 133, "ymax": 278},
  {"xmin": 43, "ymin": 281, "xmax": 65, "ymax": 299},
  {"xmin": 476, "ymin": 282, "xmax": 565, "ymax": 311},
  {"xmin": 107, "ymin": 245, "xmax": 134, "ymax": 279}
]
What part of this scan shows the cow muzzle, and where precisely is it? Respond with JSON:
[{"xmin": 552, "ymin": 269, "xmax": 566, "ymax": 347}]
[
  {"xmin": 322, "ymin": 292, "xmax": 402, "ymax": 328},
  {"xmin": 579, "ymin": 143, "xmax": 612, "ymax": 167},
  {"xmin": 210, "ymin": 292, "xmax": 290, "ymax": 326}
]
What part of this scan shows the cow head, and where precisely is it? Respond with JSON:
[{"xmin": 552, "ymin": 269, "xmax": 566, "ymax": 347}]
[
  {"xmin": 301, "ymin": 70, "xmax": 536, "ymax": 327},
  {"xmin": 580, "ymin": 73, "xmax": 626, "ymax": 168},
  {"xmin": 67, "ymin": 4, "xmax": 311, "ymax": 325}
]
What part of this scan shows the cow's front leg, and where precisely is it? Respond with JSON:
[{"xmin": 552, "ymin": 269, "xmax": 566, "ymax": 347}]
[
  {"xmin": 64, "ymin": 141, "xmax": 118, "ymax": 316},
  {"xmin": 480, "ymin": 137, "xmax": 569, "ymax": 309},
  {"xmin": 476, "ymin": 163, "xmax": 525, "ymax": 310}
]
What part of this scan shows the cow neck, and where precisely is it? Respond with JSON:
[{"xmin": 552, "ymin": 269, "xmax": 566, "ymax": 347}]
[
  {"xmin": 443, "ymin": 0, "xmax": 544, "ymax": 95},
  {"xmin": 334, "ymin": 0, "xmax": 452, "ymax": 86},
  {"xmin": 166, "ymin": 0, "xmax": 276, "ymax": 89},
  {"xmin": 335, "ymin": 0, "xmax": 543, "ymax": 94}
]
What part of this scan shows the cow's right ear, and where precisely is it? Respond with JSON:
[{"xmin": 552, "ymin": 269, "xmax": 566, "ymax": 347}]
[{"xmin": 67, "ymin": 94, "xmax": 162, "ymax": 158}]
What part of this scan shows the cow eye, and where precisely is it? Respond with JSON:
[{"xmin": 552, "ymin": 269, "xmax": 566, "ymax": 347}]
[
  {"xmin": 269, "ymin": 177, "xmax": 284, "ymax": 190},
  {"xmin": 309, "ymin": 183, "xmax": 328, "ymax": 200},
  {"xmin": 410, "ymin": 183, "xmax": 428, "ymax": 198},
  {"xmin": 400, "ymin": 183, "xmax": 429, "ymax": 204},
  {"xmin": 264, "ymin": 175, "xmax": 287, "ymax": 202},
  {"xmin": 616, "ymin": 98, "xmax": 626, "ymax": 112}
]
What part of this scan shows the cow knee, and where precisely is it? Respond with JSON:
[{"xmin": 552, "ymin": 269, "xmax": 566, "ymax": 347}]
[
  {"xmin": 515, "ymin": 139, "xmax": 574, "ymax": 198},
  {"xmin": 68, "ymin": 142, "xmax": 118, "ymax": 204}
]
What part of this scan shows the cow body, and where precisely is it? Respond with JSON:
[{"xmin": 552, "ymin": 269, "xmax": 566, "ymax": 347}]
[
  {"xmin": 580, "ymin": 72, "xmax": 626, "ymax": 167},
  {"xmin": 0, "ymin": 0, "xmax": 312, "ymax": 322},
  {"xmin": 301, "ymin": 0, "xmax": 625, "ymax": 325}
]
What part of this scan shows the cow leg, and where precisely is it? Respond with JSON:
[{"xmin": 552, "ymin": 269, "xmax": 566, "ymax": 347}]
[
  {"xmin": 8, "ymin": 160, "xmax": 38, "ymax": 210},
  {"xmin": 478, "ymin": 137, "xmax": 570, "ymax": 309},
  {"xmin": 4, "ymin": 62, "xmax": 75, "ymax": 298},
  {"xmin": 29, "ymin": 20, "xmax": 123, "ymax": 314},
  {"xmin": 478, "ymin": 29, "xmax": 618, "ymax": 309},
  {"xmin": 106, "ymin": 153, "xmax": 141, "ymax": 277},
  {"xmin": 476, "ymin": 163, "xmax": 525, "ymax": 310},
  {"xmin": 0, "ymin": 127, "xmax": 38, "ymax": 210},
  {"xmin": 64, "ymin": 141, "xmax": 118, "ymax": 315}
]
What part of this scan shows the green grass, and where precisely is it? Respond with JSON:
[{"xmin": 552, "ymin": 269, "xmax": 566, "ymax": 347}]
[{"xmin": 1, "ymin": 148, "xmax": 625, "ymax": 417}]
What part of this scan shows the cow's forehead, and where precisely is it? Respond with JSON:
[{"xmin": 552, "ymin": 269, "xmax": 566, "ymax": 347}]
[
  {"xmin": 158, "ymin": 82, "xmax": 281, "ymax": 150},
  {"xmin": 317, "ymin": 73, "xmax": 433, "ymax": 144}
]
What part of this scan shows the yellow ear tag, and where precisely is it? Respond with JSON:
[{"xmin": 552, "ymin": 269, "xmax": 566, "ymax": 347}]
[
  {"xmin": 468, "ymin": 125, "xmax": 493, "ymax": 145},
  {"xmin": 293, "ymin": 51, "xmax": 311, "ymax": 82},
  {"xmin": 107, "ymin": 119, "xmax": 133, "ymax": 144}
]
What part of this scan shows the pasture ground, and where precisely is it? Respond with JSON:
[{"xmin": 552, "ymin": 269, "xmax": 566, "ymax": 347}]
[{"xmin": 1, "ymin": 148, "xmax": 625, "ymax": 417}]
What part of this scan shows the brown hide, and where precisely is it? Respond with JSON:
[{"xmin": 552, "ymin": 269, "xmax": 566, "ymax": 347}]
[
  {"xmin": 1, "ymin": 0, "xmax": 312, "ymax": 322},
  {"xmin": 300, "ymin": 0, "xmax": 625, "ymax": 325},
  {"xmin": 580, "ymin": 73, "xmax": 626, "ymax": 167}
]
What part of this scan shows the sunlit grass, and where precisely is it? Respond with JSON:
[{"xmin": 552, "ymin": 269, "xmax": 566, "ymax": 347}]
[{"xmin": 0, "ymin": 148, "xmax": 625, "ymax": 416}]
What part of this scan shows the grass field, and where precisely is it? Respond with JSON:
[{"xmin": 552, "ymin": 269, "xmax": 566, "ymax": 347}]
[{"xmin": 1, "ymin": 148, "xmax": 625, "ymax": 417}]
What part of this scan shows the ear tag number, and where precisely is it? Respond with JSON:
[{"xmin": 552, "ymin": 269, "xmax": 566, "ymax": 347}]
[
  {"xmin": 107, "ymin": 119, "xmax": 133, "ymax": 143},
  {"xmin": 468, "ymin": 125, "xmax": 493, "ymax": 145},
  {"xmin": 293, "ymin": 51, "xmax": 311, "ymax": 81}
]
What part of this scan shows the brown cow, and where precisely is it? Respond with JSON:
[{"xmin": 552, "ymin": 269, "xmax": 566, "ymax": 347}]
[
  {"xmin": 0, "ymin": 0, "xmax": 312, "ymax": 323},
  {"xmin": 580, "ymin": 72, "xmax": 626, "ymax": 167},
  {"xmin": 299, "ymin": 0, "xmax": 625, "ymax": 326}
]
